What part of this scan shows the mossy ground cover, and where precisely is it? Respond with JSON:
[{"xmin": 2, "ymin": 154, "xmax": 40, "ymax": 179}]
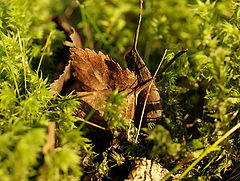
[{"xmin": 1, "ymin": 0, "xmax": 240, "ymax": 180}]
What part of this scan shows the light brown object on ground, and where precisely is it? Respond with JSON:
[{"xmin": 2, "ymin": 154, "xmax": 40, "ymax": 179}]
[
  {"xmin": 42, "ymin": 122, "xmax": 56, "ymax": 154},
  {"xmin": 125, "ymin": 157, "xmax": 169, "ymax": 181}
]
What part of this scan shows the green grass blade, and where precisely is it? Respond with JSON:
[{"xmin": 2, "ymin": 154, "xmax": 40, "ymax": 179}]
[
  {"xmin": 177, "ymin": 122, "xmax": 240, "ymax": 180},
  {"xmin": 202, "ymin": 150, "xmax": 220, "ymax": 171},
  {"xmin": 36, "ymin": 32, "xmax": 52, "ymax": 75}
]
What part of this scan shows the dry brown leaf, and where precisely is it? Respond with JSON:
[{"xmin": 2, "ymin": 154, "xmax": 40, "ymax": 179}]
[
  {"xmin": 50, "ymin": 47, "xmax": 138, "ymax": 126},
  {"xmin": 71, "ymin": 48, "xmax": 137, "ymax": 92},
  {"xmin": 50, "ymin": 45, "xmax": 161, "ymax": 127},
  {"xmin": 50, "ymin": 61, "xmax": 71, "ymax": 95},
  {"xmin": 69, "ymin": 27, "xmax": 82, "ymax": 48},
  {"xmin": 69, "ymin": 48, "xmax": 138, "ymax": 125},
  {"xmin": 75, "ymin": 91, "xmax": 110, "ymax": 127}
]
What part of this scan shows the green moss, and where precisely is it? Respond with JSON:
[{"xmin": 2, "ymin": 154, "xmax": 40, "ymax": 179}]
[{"xmin": 1, "ymin": 0, "xmax": 240, "ymax": 180}]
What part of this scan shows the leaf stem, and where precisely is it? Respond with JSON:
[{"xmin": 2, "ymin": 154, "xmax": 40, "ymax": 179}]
[
  {"xmin": 158, "ymin": 49, "xmax": 188, "ymax": 76},
  {"xmin": 133, "ymin": 0, "xmax": 143, "ymax": 51},
  {"xmin": 77, "ymin": 117, "xmax": 106, "ymax": 131}
]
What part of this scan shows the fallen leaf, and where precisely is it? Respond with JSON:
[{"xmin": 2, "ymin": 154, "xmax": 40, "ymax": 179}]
[
  {"xmin": 69, "ymin": 48, "xmax": 138, "ymax": 125},
  {"xmin": 71, "ymin": 48, "xmax": 137, "ymax": 92},
  {"xmin": 69, "ymin": 27, "xmax": 82, "ymax": 48},
  {"xmin": 50, "ymin": 61, "xmax": 71, "ymax": 95},
  {"xmin": 50, "ymin": 45, "xmax": 161, "ymax": 127}
]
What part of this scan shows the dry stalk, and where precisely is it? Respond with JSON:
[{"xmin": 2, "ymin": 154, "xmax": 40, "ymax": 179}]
[{"xmin": 135, "ymin": 49, "xmax": 168, "ymax": 143}]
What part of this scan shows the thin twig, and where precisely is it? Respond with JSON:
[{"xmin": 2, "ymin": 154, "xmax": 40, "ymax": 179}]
[
  {"xmin": 229, "ymin": 110, "xmax": 239, "ymax": 121},
  {"xmin": 133, "ymin": 0, "xmax": 143, "ymax": 51},
  {"xmin": 158, "ymin": 49, "xmax": 188, "ymax": 76},
  {"xmin": 135, "ymin": 49, "xmax": 168, "ymax": 143},
  {"xmin": 76, "ymin": 117, "xmax": 106, "ymax": 131},
  {"xmin": 42, "ymin": 122, "xmax": 56, "ymax": 154}
]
